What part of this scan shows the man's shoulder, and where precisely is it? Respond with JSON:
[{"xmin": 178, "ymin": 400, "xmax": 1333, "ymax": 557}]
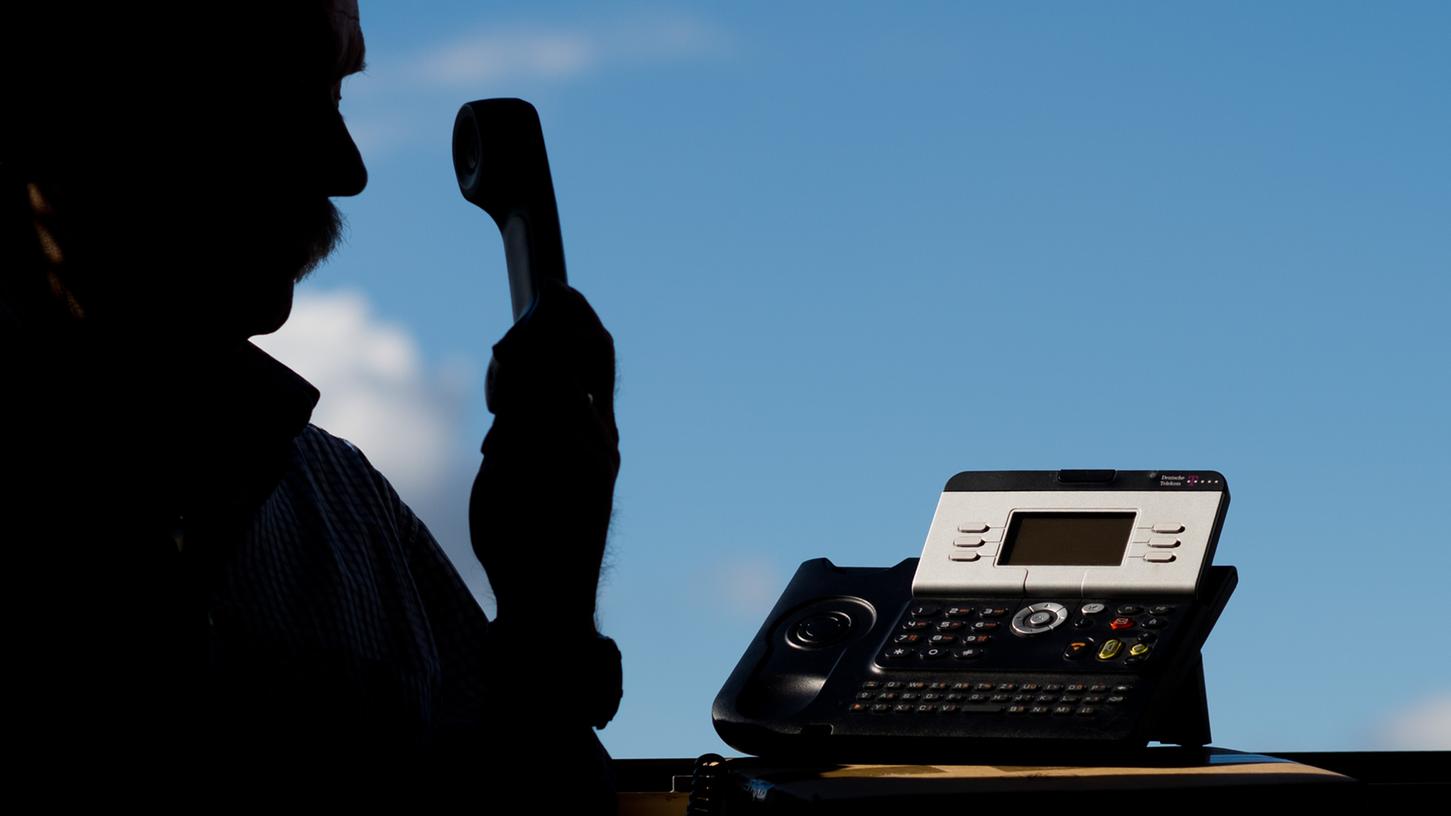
[
  {"xmin": 282, "ymin": 423, "xmax": 414, "ymax": 532},
  {"xmin": 296, "ymin": 422, "xmax": 367, "ymax": 461},
  {"xmin": 282, "ymin": 424, "xmax": 480, "ymax": 621},
  {"xmin": 290, "ymin": 423, "xmax": 380, "ymax": 482}
]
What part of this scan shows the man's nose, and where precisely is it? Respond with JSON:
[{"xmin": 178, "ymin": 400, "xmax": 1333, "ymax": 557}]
[{"xmin": 324, "ymin": 111, "xmax": 368, "ymax": 197}]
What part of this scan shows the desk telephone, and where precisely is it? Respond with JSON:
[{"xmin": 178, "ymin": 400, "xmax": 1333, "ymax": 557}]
[{"xmin": 713, "ymin": 470, "xmax": 1237, "ymax": 761}]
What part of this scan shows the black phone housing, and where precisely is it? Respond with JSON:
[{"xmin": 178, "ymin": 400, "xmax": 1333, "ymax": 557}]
[
  {"xmin": 713, "ymin": 559, "xmax": 1236, "ymax": 762},
  {"xmin": 713, "ymin": 469, "xmax": 1236, "ymax": 763}
]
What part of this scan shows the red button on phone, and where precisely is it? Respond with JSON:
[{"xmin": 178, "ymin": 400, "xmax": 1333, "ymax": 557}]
[{"xmin": 1109, "ymin": 617, "xmax": 1135, "ymax": 631}]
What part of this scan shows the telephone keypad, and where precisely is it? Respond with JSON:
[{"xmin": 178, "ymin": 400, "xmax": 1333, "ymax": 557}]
[{"xmin": 882, "ymin": 597, "xmax": 1181, "ymax": 671}]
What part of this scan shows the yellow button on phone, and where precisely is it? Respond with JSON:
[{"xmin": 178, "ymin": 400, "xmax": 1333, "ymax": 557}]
[
  {"xmin": 1129, "ymin": 643, "xmax": 1151, "ymax": 657},
  {"xmin": 1097, "ymin": 639, "xmax": 1123, "ymax": 660}
]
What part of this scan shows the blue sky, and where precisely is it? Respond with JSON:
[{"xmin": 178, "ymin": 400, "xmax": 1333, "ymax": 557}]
[{"xmin": 256, "ymin": 1, "xmax": 1450, "ymax": 756}]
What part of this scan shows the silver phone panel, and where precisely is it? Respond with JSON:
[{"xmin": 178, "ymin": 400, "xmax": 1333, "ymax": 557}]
[{"xmin": 913, "ymin": 490, "xmax": 1224, "ymax": 597}]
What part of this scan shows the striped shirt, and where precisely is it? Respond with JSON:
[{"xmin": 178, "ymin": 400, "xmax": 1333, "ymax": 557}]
[{"xmin": 4, "ymin": 333, "xmax": 614, "ymax": 795}]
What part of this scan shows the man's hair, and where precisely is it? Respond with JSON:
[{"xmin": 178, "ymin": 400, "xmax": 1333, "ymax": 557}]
[
  {"xmin": 2, "ymin": 1, "xmax": 347, "ymax": 334},
  {"xmin": 4, "ymin": 2, "xmax": 338, "ymax": 175},
  {"xmin": 5, "ymin": 6, "xmax": 194, "ymax": 171},
  {"xmin": 1, "ymin": 5, "xmax": 176, "ymax": 324}
]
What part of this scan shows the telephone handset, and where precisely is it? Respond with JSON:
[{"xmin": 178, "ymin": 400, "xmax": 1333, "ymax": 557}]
[
  {"xmin": 452, "ymin": 98, "xmax": 571, "ymax": 415},
  {"xmin": 452, "ymin": 97, "xmax": 567, "ymax": 321},
  {"xmin": 713, "ymin": 470, "xmax": 1237, "ymax": 762}
]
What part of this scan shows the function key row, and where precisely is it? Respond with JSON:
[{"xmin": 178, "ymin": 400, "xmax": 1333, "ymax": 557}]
[
  {"xmin": 883, "ymin": 638, "xmax": 1154, "ymax": 665},
  {"xmin": 1109, "ymin": 604, "xmax": 1177, "ymax": 617},
  {"xmin": 891, "ymin": 633, "xmax": 992, "ymax": 646},
  {"xmin": 910, "ymin": 605, "xmax": 1011, "ymax": 619},
  {"xmin": 849, "ymin": 702, "xmax": 1112, "ymax": 718},
  {"xmin": 902, "ymin": 620, "xmax": 1001, "ymax": 632},
  {"xmin": 856, "ymin": 691, "xmax": 1127, "ymax": 706},
  {"xmin": 881, "ymin": 645, "xmax": 991, "ymax": 662},
  {"xmin": 1063, "ymin": 636, "xmax": 1156, "ymax": 664},
  {"xmin": 1078, "ymin": 614, "xmax": 1170, "ymax": 634},
  {"xmin": 855, "ymin": 678, "xmax": 1135, "ymax": 717},
  {"xmin": 912, "ymin": 603, "xmax": 1176, "ymax": 619},
  {"xmin": 861, "ymin": 680, "xmax": 1134, "ymax": 693}
]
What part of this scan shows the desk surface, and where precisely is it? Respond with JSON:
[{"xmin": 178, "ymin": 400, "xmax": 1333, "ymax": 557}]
[{"xmin": 616, "ymin": 749, "xmax": 1447, "ymax": 814}]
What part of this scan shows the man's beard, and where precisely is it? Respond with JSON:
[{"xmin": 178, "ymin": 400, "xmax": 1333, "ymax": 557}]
[
  {"xmin": 291, "ymin": 198, "xmax": 346, "ymax": 285},
  {"xmin": 16, "ymin": 179, "xmax": 354, "ymax": 343}
]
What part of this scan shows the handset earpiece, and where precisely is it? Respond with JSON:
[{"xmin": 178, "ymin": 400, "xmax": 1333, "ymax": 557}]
[{"xmin": 452, "ymin": 98, "xmax": 567, "ymax": 323}]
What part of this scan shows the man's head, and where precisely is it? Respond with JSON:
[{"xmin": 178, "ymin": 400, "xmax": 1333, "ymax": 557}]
[{"xmin": 3, "ymin": 1, "xmax": 368, "ymax": 350}]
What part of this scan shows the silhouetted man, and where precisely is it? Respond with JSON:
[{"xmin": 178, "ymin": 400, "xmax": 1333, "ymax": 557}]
[{"xmin": 2, "ymin": 2, "xmax": 621, "ymax": 806}]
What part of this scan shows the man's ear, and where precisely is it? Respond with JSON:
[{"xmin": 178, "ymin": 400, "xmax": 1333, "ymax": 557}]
[
  {"xmin": 1, "ymin": 164, "xmax": 85, "ymax": 326},
  {"xmin": 1, "ymin": 158, "xmax": 35, "ymax": 258},
  {"xmin": 1, "ymin": 159, "xmax": 41, "ymax": 325}
]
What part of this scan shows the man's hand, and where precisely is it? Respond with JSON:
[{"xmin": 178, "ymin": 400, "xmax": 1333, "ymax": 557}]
[{"xmin": 469, "ymin": 281, "xmax": 619, "ymax": 633}]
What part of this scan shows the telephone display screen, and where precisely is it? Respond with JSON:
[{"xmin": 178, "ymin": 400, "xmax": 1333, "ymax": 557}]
[{"xmin": 999, "ymin": 512, "xmax": 1135, "ymax": 566}]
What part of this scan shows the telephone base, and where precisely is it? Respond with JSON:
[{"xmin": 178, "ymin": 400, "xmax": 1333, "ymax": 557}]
[{"xmin": 713, "ymin": 560, "xmax": 1237, "ymax": 763}]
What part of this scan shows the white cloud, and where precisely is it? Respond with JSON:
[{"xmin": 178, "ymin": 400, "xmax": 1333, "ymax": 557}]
[
  {"xmin": 1376, "ymin": 693, "xmax": 1451, "ymax": 749},
  {"xmin": 338, "ymin": 13, "xmax": 728, "ymax": 160},
  {"xmin": 252, "ymin": 288, "xmax": 476, "ymax": 507},
  {"xmin": 416, "ymin": 28, "xmax": 595, "ymax": 87},
  {"xmin": 409, "ymin": 17, "xmax": 728, "ymax": 88}
]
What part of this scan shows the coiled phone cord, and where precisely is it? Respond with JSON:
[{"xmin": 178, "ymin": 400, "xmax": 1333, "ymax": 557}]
[{"xmin": 685, "ymin": 753, "xmax": 726, "ymax": 815}]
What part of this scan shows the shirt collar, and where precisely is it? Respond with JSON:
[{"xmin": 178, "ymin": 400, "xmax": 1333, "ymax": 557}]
[
  {"xmin": 4, "ymin": 321, "xmax": 322, "ymax": 447},
  {"xmin": 229, "ymin": 340, "xmax": 322, "ymax": 445},
  {"xmin": 3, "ymin": 320, "xmax": 324, "ymax": 521}
]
